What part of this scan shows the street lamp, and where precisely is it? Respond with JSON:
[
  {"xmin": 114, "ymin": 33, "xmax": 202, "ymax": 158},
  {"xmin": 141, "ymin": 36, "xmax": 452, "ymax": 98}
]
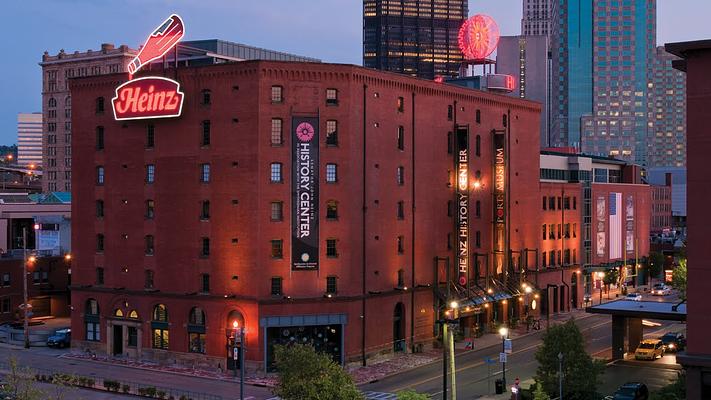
[
  {"xmin": 231, "ymin": 320, "xmax": 245, "ymax": 400},
  {"xmin": 499, "ymin": 326, "xmax": 509, "ymax": 389},
  {"xmin": 597, "ymin": 272, "xmax": 606, "ymax": 304}
]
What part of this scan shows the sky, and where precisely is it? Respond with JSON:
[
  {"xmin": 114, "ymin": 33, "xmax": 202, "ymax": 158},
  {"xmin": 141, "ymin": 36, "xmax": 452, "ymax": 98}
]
[{"xmin": 0, "ymin": 0, "xmax": 708, "ymax": 145}]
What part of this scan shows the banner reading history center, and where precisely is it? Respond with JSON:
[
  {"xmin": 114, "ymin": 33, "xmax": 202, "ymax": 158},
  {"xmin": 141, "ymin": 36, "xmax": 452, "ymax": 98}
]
[{"xmin": 292, "ymin": 116, "xmax": 319, "ymax": 270}]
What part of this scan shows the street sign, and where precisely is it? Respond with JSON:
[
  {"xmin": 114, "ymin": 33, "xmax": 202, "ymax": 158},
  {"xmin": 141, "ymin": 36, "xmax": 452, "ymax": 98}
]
[
  {"xmin": 499, "ymin": 352, "xmax": 507, "ymax": 363},
  {"xmin": 233, "ymin": 347, "xmax": 239, "ymax": 360},
  {"xmin": 504, "ymin": 338, "xmax": 512, "ymax": 354}
]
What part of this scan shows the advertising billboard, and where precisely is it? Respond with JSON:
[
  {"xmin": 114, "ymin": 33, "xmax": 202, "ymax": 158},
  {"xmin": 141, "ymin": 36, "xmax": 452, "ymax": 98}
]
[
  {"xmin": 493, "ymin": 130, "xmax": 506, "ymax": 275},
  {"xmin": 292, "ymin": 117, "xmax": 319, "ymax": 270}
]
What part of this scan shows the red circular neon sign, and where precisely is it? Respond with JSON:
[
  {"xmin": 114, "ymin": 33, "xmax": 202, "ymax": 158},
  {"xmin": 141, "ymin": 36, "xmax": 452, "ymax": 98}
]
[{"xmin": 458, "ymin": 14, "xmax": 500, "ymax": 60}]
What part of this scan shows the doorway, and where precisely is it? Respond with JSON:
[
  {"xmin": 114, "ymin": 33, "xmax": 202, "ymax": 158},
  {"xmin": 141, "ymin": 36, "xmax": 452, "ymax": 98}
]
[
  {"xmin": 393, "ymin": 303, "xmax": 405, "ymax": 352},
  {"xmin": 112, "ymin": 325, "xmax": 123, "ymax": 356},
  {"xmin": 571, "ymin": 273, "xmax": 578, "ymax": 309}
]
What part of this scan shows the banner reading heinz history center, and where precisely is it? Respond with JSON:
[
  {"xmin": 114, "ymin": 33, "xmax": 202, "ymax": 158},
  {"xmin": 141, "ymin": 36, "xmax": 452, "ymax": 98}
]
[
  {"xmin": 292, "ymin": 117, "xmax": 319, "ymax": 270},
  {"xmin": 455, "ymin": 126, "xmax": 469, "ymax": 286}
]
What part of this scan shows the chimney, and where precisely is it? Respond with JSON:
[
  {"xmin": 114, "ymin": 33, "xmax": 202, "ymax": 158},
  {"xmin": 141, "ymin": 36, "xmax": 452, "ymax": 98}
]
[{"xmin": 101, "ymin": 43, "xmax": 115, "ymax": 53}]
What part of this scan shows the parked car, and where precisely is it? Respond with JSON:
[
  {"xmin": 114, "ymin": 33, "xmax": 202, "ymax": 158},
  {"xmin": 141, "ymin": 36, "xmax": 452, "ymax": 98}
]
[
  {"xmin": 46, "ymin": 328, "xmax": 71, "ymax": 348},
  {"xmin": 660, "ymin": 332, "xmax": 686, "ymax": 352},
  {"xmin": 651, "ymin": 284, "xmax": 671, "ymax": 296},
  {"xmin": 625, "ymin": 293, "xmax": 643, "ymax": 301},
  {"xmin": 612, "ymin": 382, "xmax": 649, "ymax": 400},
  {"xmin": 635, "ymin": 339, "xmax": 665, "ymax": 360}
]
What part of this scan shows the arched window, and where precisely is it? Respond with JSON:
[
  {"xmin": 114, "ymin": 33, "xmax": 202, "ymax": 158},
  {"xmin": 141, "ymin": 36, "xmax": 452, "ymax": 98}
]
[
  {"xmin": 114, "ymin": 309, "xmax": 124, "ymax": 317},
  {"xmin": 188, "ymin": 307, "xmax": 206, "ymax": 353},
  {"xmin": 85, "ymin": 299, "xmax": 100, "ymax": 341},
  {"xmin": 48, "ymin": 97, "xmax": 57, "ymax": 108},
  {"xmin": 151, "ymin": 304, "xmax": 169, "ymax": 350},
  {"xmin": 128, "ymin": 310, "xmax": 139, "ymax": 319},
  {"xmin": 65, "ymin": 96, "xmax": 71, "ymax": 107}
]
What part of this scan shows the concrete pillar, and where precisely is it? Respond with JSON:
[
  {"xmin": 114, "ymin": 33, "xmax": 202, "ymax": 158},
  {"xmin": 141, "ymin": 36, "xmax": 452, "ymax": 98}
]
[
  {"xmin": 627, "ymin": 318, "xmax": 643, "ymax": 356},
  {"xmin": 612, "ymin": 315, "xmax": 627, "ymax": 360}
]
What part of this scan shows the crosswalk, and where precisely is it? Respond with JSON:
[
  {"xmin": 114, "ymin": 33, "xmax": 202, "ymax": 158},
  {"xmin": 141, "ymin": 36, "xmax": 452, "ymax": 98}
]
[{"xmin": 266, "ymin": 392, "xmax": 396, "ymax": 400}]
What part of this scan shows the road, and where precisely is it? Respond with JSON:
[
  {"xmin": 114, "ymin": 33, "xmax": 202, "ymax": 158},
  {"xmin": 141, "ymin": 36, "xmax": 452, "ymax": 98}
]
[{"xmin": 361, "ymin": 299, "xmax": 685, "ymax": 398}]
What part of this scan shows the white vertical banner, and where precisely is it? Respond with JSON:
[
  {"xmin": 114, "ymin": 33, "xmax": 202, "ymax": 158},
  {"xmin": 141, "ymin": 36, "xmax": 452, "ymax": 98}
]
[{"xmin": 609, "ymin": 192, "xmax": 622, "ymax": 259}]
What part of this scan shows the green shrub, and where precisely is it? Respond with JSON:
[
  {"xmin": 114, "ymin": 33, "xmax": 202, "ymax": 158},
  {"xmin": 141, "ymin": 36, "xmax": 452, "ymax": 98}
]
[
  {"xmin": 396, "ymin": 389, "xmax": 429, "ymax": 399},
  {"xmin": 122, "ymin": 384, "xmax": 131, "ymax": 393}
]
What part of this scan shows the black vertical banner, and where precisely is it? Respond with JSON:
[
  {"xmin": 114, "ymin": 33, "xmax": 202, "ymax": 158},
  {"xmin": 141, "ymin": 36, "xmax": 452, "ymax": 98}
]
[
  {"xmin": 455, "ymin": 126, "xmax": 469, "ymax": 286},
  {"xmin": 493, "ymin": 131, "xmax": 506, "ymax": 275},
  {"xmin": 292, "ymin": 116, "xmax": 319, "ymax": 270}
]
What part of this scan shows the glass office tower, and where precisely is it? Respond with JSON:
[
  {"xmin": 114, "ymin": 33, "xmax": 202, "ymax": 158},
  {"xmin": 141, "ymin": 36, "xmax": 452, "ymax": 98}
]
[{"xmin": 363, "ymin": 0, "xmax": 468, "ymax": 79}]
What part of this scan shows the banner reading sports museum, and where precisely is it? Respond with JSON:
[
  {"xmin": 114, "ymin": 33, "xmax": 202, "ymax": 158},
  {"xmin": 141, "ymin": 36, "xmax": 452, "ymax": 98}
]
[{"xmin": 292, "ymin": 116, "xmax": 319, "ymax": 270}]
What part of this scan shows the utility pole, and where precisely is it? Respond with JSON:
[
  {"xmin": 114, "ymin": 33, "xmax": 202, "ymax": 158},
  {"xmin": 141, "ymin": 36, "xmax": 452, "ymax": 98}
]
[
  {"xmin": 22, "ymin": 227, "xmax": 29, "ymax": 349},
  {"xmin": 442, "ymin": 322, "xmax": 448, "ymax": 400},
  {"xmin": 240, "ymin": 325, "xmax": 245, "ymax": 400}
]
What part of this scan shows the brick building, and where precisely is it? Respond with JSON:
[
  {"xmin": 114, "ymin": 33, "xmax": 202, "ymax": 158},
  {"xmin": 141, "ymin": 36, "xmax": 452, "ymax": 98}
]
[
  {"xmin": 650, "ymin": 173, "xmax": 673, "ymax": 234},
  {"xmin": 68, "ymin": 60, "xmax": 649, "ymax": 371}
]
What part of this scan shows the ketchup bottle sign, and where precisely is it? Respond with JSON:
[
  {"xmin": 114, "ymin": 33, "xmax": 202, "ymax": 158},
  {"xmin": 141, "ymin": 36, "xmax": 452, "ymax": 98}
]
[{"xmin": 127, "ymin": 14, "xmax": 185, "ymax": 74}]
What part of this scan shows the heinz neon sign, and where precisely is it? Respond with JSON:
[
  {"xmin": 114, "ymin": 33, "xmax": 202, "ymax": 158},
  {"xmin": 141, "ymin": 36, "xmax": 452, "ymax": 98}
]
[
  {"xmin": 128, "ymin": 14, "xmax": 185, "ymax": 75},
  {"xmin": 113, "ymin": 14, "xmax": 186, "ymax": 121},
  {"xmin": 112, "ymin": 77, "xmax": 184, "ymax": 120}
]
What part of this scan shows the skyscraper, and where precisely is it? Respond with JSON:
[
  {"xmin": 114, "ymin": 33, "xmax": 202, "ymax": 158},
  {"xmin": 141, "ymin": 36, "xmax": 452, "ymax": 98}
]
[
  {"xmin": 522, "ymin": 0, "xmax": 551, "ymax": 36},
  {"xmin": 648, "ymin": 46, "xmax": 686, "ymax": 167},
  {"xmin": 17, "ymin": 113, "xmax": 43, "ymax": 167},
  {"xmin": 363, "ymin": 0, "xmax": 468, "ymax": 79},
  {"xmin": 551, "ymin": 0, "xmax": 656, "ymax": 165}
]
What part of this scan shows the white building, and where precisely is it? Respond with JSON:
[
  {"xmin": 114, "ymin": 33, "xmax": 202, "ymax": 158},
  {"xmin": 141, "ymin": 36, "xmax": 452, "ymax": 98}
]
[{"xmin": 17, "ymin": 113, "xmax": 43, "ymax": 167}]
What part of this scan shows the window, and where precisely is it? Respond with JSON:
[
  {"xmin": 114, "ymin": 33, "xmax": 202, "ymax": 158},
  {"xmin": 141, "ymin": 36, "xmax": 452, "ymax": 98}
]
[
  {"xmin": 48, "ymin": 97, "xmax": 57, "ymax": 108},
  {"xmin": 476, "ymin": 231, "xmax": 481, "ymax": 248},
  {"xmin": 271, "ymin": 240, "xmax": 283, "ymax": 258},
  {"xmin": 201, "ymin": 200, "xmax": 210, "ymax": 220},
  {"xmin": 549, "ymin": 224, "xmax": 555, "ymax": 239},
  {"xmin": 542, "ymin": 196, "xmax": 547, "ymax": 210},
  {"xmin": 447, "ymin": 105, "xmax": 453, "ymax": 120},
  {"xmin": 145, "ymin": 269, "xmax": 154, "ymax": 289},
  {"xmin": 557, "ymin": 197, "xmax": 562, "ymax": 210},
  {"xmin": 145, "ymin": 235, "xmax": 154, "ymax": 255},
  {"xmin": 146, "ymin": 125, "xmax": 155, "ymax": 148},
  {"xmin": 475, "ymin": 135, "xmax": 481, "ymax": 156},
  {"xmin": 557, "ymin": 224, "xmax": 561, "ymax": 239},
  {"xmin": 326, "ymin": 200, "xmax": 338, "ymax": 220},
  {"xmin": 271, "ymin": 277, "xmax": 282, "ymax": 296},
  {"xmin": 96, "ymin": 200, "xmax": 104, "ymax": 218},
  {"xmin": 95, "ymin": 127, "xmax": 104, "ymax": 150},
  {"xmin": 397, "ymin": 236, "xmax": 404, "ymax": 254},
  {"xmin": 271, "ymin": 85, "xmax": 283, "ymax": 103},
  {"xmin": 573, "ymin": 197, "xmax": 577, "ymax": 210},
  {"xmin": 96, "ymin": 234, "xmax": 104, "ymax": 252},
  {"xmin": 542, "ymin": 252, "xmax": 547, "ymax": 267},
  {"xmin": 326, "ymin": 120, "xmax": 338, "ymax": 146},
  {"xmin": 152, "ymin": 304, "xmax": 169, "ymax": 350},
  {"xmin": 397, "ymin": 96, "xmax": 405, "ymax": 112},
  {"xmin": 271, "ymin": 119, "xmax": 283, "ymax": 145},
  {"xmin": 326, "ymin": 239, "xmax": 338, "ymax": 257},
  {"xmin": 200, "ymin": 163, "xmax": 210, "ymax": 183},
  {"xmin": 475, "ymin": 109, "xmax": 481, "ymax": 123},
  {"xmin": 271, "ymin": 201, "xmax": 283, "ymax": 221},
  {"xmin": 397, "ymin": 269, "xmax": 405, "ymax": 287},
  {"xmin": 201, "ymin": 273, "xmax": 210, "ymax": 293},
  {"xmin": 447, "ymin": 132, "xmax": 453, "ymax": 154},
  {"xmin": 188, "ymin": 307, "xmax": 206, "ymax": 353},
  {"xmin": 397, "ymin": 126, "xmax": 405, "ymax": 150},
  {"xmin": 564, "ymin": 197, "xmax": 571, "ymax": 210},
  {"xmin": 146, "ymin": 164, "xmax": 155, "ymax": 183},
  {"xmin": 201, "ymin": 237, "xmax": 210, "ymax": 256},
  {"xmin": 95, "ymin": 267, "xmax": 104, "ymax": 285},
  {"xmin": 326, "ymin": 164, "xmax": 338, "ymax": 183},
  {"xmin": 96, "ymin": 166, "xmax": 104, "ymax": 185},
  {"xmin": 201, "ymin": 89, "xmax": 211, "ymax": 105},
  {"xmin": 326, "ymin": 276, "xmax": 337, "ymax": 294},
  {"xmin": 1, "ymin": 273, "xmax": 9, "ymax": 287},
  {"xmin": 542, "ymin": 224, "xmax": 547, "ymax": 240},
  {"xmin": 475, "ymin": 200, "xmax": 481, "ymax": 218},
  {"xmin": 1, "ymin": 298, "xmax": 10, "ymax": 313},
  {"xmin": 326, "ymin": 88, "xmax": 338, "ymax": 105},
  {"xmin": 397, "ymin": 166, "xmax": 405, "ymax": 185},
  {"xmin": 95, "ymin": 97, "xmax": 104, "ymax": 114},
  {"xmin": 549, "ymin": 197, "xmax": 555, "ymax": 210},
  {"xmin": 270, "ymin": 163, "xmax": 282, "ymax": 183},
  {"xmin": 397, "ymin": 201, "xmax": 405, "ymax": 220},
  {"xmin": 564, "ymin": 223, "xmax": 570, "ymax": 238},
  {"xmin": 557, "ymin": 250, "xmax": 562, "ymax": 266},
  {"xmin": 146, "ymin": 200, "xmax": 155, "ymax": 219},
  {"xmin": 447, "ymin": 200, "xmax": 453, "ymax": 217},
  {"xmin": 573, "ymin": 223, "xmax": 577, "ymax": 238},
  {"xmin": 128, "ymin": 327, "xmax": 138, "ymax": 347},
  {"xmin": 201, "ymin": 121, "xmax": 210, "ymax": 146},
  {"xmin": 85, "ymin": 299, "xmax": 100, "ymax": 341}
]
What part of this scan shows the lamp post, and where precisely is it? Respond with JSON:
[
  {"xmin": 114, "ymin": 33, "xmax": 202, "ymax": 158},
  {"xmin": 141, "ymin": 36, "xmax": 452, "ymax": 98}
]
[
  {"xmin": 232, "ymin": 320, "xmax": 245, "ymax": 400},
  {"xmin": 499, "ymin": 326, "xmax": 508, "ymax": 389},
  {"xmin": 22, "ymin": 227, "xmax": 30, "ymax": 349},
  {"xmin": 597, "ymin": 272, "xmax": 605, "ymax": 305}
]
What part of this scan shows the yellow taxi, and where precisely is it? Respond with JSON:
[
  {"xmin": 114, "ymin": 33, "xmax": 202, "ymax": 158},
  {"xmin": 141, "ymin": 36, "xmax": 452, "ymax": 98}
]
[{"xmin": 634, "ymin": 339, "xmax": 665, "ymax": 360}]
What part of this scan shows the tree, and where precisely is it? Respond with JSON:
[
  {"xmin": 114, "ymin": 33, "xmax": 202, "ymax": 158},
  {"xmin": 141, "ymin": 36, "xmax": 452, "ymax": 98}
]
[
  {"xmin": 533, "ymin": 382, "xmax": 551, "ymax": 400},
  {"xmin": 1, "ymin": 357, "xmax": 45, "ymax": 400},
  {"xmin": 535, "ymin": 320, "xmax": 604, "ymax": 400},
  {"xmin": 396, "ymin": 389, "xmax": 429, "ymax": 400},
  {"xmin": 672, "ymin": 259, "xmax": 687, "ymax": 300},
  {"xmin": 273, "ymin": 344, "xmax": 363, "ymax": 400},
  {"xmin": 651, "ymin": 372, "xmax": 685, "ymax": 400},
  {"xmin": 602, "ymin": 269, "xmax": 619, "ymax": 293},
  {"xmin": 649, "ymin": 251, "xmax": 665, "ymax": 281}
]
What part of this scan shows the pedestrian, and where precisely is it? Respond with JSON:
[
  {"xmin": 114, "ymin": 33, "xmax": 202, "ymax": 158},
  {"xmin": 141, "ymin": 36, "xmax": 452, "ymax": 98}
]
[{"xmin": 510, "ymin": 377, "xmax": 521, "ymax": 400}]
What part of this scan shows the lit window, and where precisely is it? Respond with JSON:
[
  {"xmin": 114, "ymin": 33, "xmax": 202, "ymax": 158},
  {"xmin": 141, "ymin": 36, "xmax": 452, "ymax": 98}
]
[
  {"xmin": 270, "ymin": 163, "xmax": 282, "ymax": 183},
  {"xmin": 326, "ymin": 120, "xmax": 338, "ymax": 146},
  {"xmin": 326, "ymin": 88, "xmax": 338, "ymax": 105},
  {"xmin": 397, "ymin": 96, "xmax": 405, "ymax": 112},
  {"xmin": 96, "ymin": 166, "xmax": 104, "ymax": 185},
  {"xmin": 146, "ymin": 200, "xmax": 155, "ymax": 219},
  {"xmin": 397, "ymin": 166, "xmax": 405, "ymax": 185},
  {"xmin": 326, "ymin": 163, "xmax": 338, "ymax": 183},
  {"xmin": 146, "ymin": 164, "xmax": 155, "ymax": 183},
  {"xmin": 200, "ymin": 163, "xmax": 210, "ymax": 183},
  {"xmin": 271, "ymin": 119, "xmax": 283, "ymax": 145},
  {"xmin": 271, "ymin": 86, "xmax": 283, "ymax": 103}
]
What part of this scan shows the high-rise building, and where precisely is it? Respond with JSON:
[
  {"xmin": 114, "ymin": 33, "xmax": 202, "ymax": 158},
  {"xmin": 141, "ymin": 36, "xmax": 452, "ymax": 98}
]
[
  {"xmin": 551, "ymin": 0, "xmax": 656, "ymax": 165},
  {"xmin": 521, "ymin": 0, "xmax": 551, "ymax": 36},
  {"xmin": 17, "ymin": 113, "xmax": 43, "ymax": 167},
  {"xmin": 363, "ymin": 0, "xmax": 468, "ymax": 79},
  {"xmin": 648, "ymin": 46, "xmax": 686, "ymax": 167},
  {"xmin": 40, "ymin": 43, "xmax": 137, "ymax": 193},
  {"xmin": 496, "ymin": 35, "xmax": 550, "ymax": 146}
]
